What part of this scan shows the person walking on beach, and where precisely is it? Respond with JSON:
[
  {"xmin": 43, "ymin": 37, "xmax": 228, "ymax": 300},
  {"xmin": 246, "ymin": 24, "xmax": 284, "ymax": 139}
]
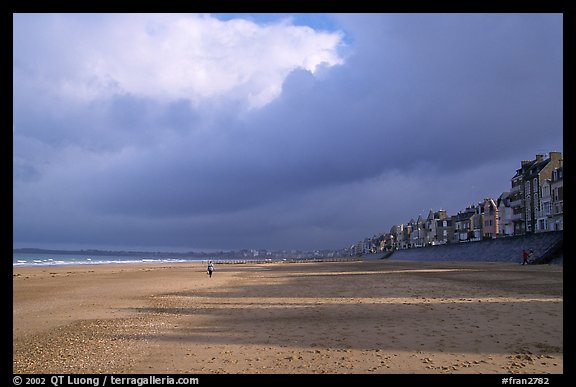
[
  {"xmin": 522, "ymin": 249, "xmax": 530, "ymax": 265},
  {"xmin": 207, "ymin": 261, "xmax": 214, "ymax": 277}
]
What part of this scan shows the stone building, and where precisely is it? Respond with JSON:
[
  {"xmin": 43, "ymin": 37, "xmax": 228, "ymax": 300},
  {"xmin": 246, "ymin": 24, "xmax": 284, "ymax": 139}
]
[{"xmin": 509, "ymin": 151, "xmax": 563, "ymax": 235}]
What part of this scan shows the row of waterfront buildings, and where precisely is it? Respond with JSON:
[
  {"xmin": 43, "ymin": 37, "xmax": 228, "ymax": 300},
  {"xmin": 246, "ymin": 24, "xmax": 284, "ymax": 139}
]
[{"xmin": 350, "ymin": 151, "xmax": 563, "ymax": 255}]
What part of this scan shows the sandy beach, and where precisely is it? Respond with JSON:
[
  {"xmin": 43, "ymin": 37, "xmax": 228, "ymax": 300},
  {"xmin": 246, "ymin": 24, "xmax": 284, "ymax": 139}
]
[{"xmin": 13, "ymin": 259, "xmax": 563, "ymax": 374}]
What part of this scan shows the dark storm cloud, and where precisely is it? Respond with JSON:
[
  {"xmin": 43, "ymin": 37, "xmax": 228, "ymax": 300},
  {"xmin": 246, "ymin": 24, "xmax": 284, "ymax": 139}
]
[
  {"xmin": 13, "ymin": 13, "xmax": 563, "ymax": 251},
  {"xmin": 333, "ymin": 14, "xmax": 562, "ymax": 164}
]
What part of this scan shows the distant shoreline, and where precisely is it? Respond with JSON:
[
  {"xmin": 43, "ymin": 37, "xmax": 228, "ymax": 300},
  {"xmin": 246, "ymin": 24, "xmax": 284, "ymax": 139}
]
[
  {"xmin": 12, "ymin": 250, "xmax": 363, "ymax": 268},
  {"xmin": 12, "ymin": 247, "xmax": 213, "ymax": 257}
]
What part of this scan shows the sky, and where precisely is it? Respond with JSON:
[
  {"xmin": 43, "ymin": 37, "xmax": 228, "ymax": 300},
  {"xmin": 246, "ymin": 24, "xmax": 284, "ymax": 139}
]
[{"xmin": 13, "ymin": 13, "xmax": 563, "ymax": 252}]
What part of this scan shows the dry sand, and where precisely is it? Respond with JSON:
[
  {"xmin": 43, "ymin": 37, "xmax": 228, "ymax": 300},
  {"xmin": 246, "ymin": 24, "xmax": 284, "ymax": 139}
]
[{"xmin": 13, "ymin": 259, "xmax": 563, "ymax": 374}]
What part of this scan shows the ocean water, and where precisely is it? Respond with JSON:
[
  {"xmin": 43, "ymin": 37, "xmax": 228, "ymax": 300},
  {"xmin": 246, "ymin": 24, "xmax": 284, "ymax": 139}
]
[{"xmin": 12, "ymin": 252, "xmax": 200, "ymax": 267}]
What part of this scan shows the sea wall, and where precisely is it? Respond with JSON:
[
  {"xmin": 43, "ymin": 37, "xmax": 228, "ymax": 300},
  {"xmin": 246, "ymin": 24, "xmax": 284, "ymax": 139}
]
[{"xmin": 388, "ymin": 231, "xmax": 563, "ymax": 264}]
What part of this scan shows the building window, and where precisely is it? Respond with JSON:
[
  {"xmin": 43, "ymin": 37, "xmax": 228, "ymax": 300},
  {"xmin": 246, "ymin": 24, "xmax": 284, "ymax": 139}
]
[{"xmin": 538, "ymin": 219, "xmax": 546, "ymax": 231}]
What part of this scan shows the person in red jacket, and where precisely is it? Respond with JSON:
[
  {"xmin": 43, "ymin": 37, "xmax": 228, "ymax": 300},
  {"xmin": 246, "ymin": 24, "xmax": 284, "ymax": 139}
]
[{"xmin": 522, "ymin": 249, "xmax": 530, "ymax": 265}]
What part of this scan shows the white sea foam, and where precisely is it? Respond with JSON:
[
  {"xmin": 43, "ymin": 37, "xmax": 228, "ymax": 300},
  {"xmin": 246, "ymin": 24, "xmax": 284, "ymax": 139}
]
[{"xmin": 12, "ymin": 253, "xmax": 192, "ymax": 267}]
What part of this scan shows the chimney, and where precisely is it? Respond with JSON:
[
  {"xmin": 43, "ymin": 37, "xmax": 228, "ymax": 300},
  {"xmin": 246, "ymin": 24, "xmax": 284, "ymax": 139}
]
[
  {"xmin": 549, "ymin": 151, "xmax": 562, "ymax": 163},
  {"xmin": 535, "ymin": 154, "xmax": 545, "ymax": 162}
]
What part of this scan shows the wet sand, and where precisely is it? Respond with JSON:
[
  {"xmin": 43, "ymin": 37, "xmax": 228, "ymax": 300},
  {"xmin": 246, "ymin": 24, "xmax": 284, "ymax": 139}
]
[{"xmin": 13, "ymin": 259, "xmax": 563, "ymax": 374}]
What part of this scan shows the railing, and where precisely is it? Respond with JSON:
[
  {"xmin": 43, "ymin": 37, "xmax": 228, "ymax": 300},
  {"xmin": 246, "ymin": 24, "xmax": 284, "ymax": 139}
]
[
  {"xmin": 510, "ymin": 213, "xmax": 523, "ymax": 221},
  {"xmin": 509, "ymin": 199, "xmax": 523, "ymax": 208}
]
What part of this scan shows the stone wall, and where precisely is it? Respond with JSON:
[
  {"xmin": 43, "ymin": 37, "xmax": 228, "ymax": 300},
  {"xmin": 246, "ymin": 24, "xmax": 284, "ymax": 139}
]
[{"xmin": 387, "ymin": 231, "xmax": 563, "ymax": 264}]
